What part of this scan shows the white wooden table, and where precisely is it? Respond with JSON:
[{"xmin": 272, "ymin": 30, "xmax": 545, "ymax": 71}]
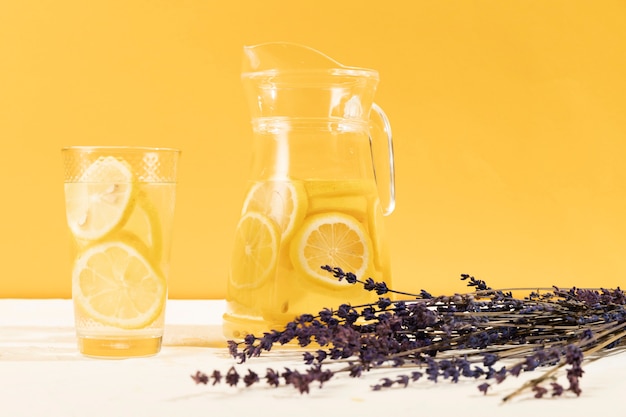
[{"xmin": 1, "ymin": 299, "xmax": 623, "ymax": 417}]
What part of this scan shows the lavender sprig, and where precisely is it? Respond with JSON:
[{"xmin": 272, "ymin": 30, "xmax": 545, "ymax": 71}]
[{"xmin": 192, "ymin": 266, "xmax": 626, "ymax": 401}]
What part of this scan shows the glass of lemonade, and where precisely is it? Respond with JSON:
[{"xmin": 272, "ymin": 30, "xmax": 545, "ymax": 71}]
[{"xmin": 62, "ymin": 146, "xmax": 180, "ymax": 358}]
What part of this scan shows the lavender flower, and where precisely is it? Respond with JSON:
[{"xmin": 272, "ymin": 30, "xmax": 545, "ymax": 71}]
[{"xmin": 192, "ymin": 266, "xmax": 626, "ymax": 401}]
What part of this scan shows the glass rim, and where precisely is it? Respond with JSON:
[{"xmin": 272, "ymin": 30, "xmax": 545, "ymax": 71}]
[{"xmin": 61, "ymin": 146, "xmax": 181, "ymax": 153}]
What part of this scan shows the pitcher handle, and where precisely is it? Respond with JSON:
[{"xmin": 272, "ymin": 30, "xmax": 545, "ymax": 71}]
[{"xmin": 370, "ymin": 103, "xmax": 396, "ymax": 216}]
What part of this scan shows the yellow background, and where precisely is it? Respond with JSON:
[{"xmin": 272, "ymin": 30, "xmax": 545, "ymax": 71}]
[{"xmin": 1, "ymin": 1, "xmax": 625, "ymax": 299}]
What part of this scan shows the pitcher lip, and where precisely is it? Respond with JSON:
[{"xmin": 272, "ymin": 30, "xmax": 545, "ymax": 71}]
[
  {"xmin": 241, "ymin": 41, "xmax": 379, "ymax": 80},
  {"xmin": 242, "ymin": 67, "xmax": 379, "ymax": 80}
]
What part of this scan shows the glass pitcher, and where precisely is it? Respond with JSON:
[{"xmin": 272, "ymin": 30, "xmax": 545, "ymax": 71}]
[{"xmin": 223, "ymin": 42, "xmax": 395, "ymax": 339}]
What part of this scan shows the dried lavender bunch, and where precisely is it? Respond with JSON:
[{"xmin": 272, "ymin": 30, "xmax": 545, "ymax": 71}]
[{"xmin": 192, "ymin": 266, "xmax": 626, "ymax": 400}]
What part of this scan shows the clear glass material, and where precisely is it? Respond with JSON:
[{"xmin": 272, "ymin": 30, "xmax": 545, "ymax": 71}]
[
  {"xmin": 62, "ymin": 146, "xmax": 180, "ymax": 358},
  {"xmin": 224, "ymin": 43, "xmax": 395, "ymax": 339}
]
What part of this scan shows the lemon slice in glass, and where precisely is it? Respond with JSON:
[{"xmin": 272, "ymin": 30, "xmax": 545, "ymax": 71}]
[
  {"xmin": 72, "ymin": 238, "xmax": 166, "ymax": 329},
  {"xmin": 241, "ymin": 180, "xmax": 308, "ymax": 242},
  {"xmin": 64, "ymin": 156, "xmax": 134, "ymax": 241},
  {"xmin": 290, "ymin": 212, "xmax": 373, "ymax": 289},
  {"xmin": 123, "ymin": 191, "xmax": 162, "ymax": 262},
  {"xmin": 229, "ymin": 212, "xmax": 280, "ymax": 290}
]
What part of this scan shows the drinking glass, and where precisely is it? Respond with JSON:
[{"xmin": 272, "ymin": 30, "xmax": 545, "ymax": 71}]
[{"xmin": 62, "ymin": 146, "xmax": 180, "ymax": 358}]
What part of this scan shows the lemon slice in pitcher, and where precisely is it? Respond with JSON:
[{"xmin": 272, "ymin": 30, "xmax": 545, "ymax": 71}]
[
  {"xmin": 65, "ymin": 156, "xmax": 134, "ymax": 241},
  {"xmin": 72, "ymin": 238, "xmax": 166, "ymax": 329},
  {"xmin": 229, "ymin": 212, "xmax": 280, "ymax": 289},
  {"xmin": 241, "ymin": 180, "xmax": 308, "ymax": 241},
  {"xmin": 290, "ymin": 212, "xmax": 373, "ymax": 289}
]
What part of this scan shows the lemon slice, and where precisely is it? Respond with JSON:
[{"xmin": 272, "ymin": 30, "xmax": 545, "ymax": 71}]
[
  {"xmin": 123, "ymin": 191, "xmax": 162, "ymax": 261},
  {"xmin": 72, "ymin": 239, "xmax": 166, "ymax": 329},
  {"xmin": 304, "ymin": 179, "xmax": 377, "ymax": 198},
  {"xmin": 65, "ymin": 156, "xmax": 134, "ymax": 241},
  {"xmin": 241, "ymin": 180, "xmax": 307, "ymax": 242},
  {"xmin": 229, "ymin": 212, "xmax": 280, "ymax": 289},
  {"xmin": 290, "ymin": 212, "xmax": 373, "ymax": 289}
]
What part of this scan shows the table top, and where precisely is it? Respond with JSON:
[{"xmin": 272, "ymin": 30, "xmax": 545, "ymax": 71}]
[{"xmin": 1, "ymin": 299, "xmax": 624, "ymax": 417}]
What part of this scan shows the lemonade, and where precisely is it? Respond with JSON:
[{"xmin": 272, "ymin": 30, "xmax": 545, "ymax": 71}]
[
  {"xmin": 223, "ymin": 178, "xmax": 391, "ymax": 338},
  {"xmin": 62, "ymin": 149, "xmax": 178, "ymax": 358},
  {"xmin": 231, "ymin": 42, "xmax": 395, "ymax": 339}
]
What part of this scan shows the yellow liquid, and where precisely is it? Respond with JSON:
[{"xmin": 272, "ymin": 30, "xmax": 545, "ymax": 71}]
[
  {"xmin": 65, "ymin": 182, "xmax": 176, "ymax": 358},
  {"xmin": 224, "ymin": 178, "xmax": 391, "ymax": 339},
  {"xmin": 78, "ymin": 335, "xmax": 162, "ymax": 359}
]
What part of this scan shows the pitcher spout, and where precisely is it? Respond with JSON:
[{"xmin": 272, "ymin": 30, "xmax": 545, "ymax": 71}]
[
  {"xmin": 242, "ymin": 41, "xmax": 373, "ymax": 75},
  {"xmin": 241, "ymin": 42, "xmax": 380, "ymax": 121}
]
